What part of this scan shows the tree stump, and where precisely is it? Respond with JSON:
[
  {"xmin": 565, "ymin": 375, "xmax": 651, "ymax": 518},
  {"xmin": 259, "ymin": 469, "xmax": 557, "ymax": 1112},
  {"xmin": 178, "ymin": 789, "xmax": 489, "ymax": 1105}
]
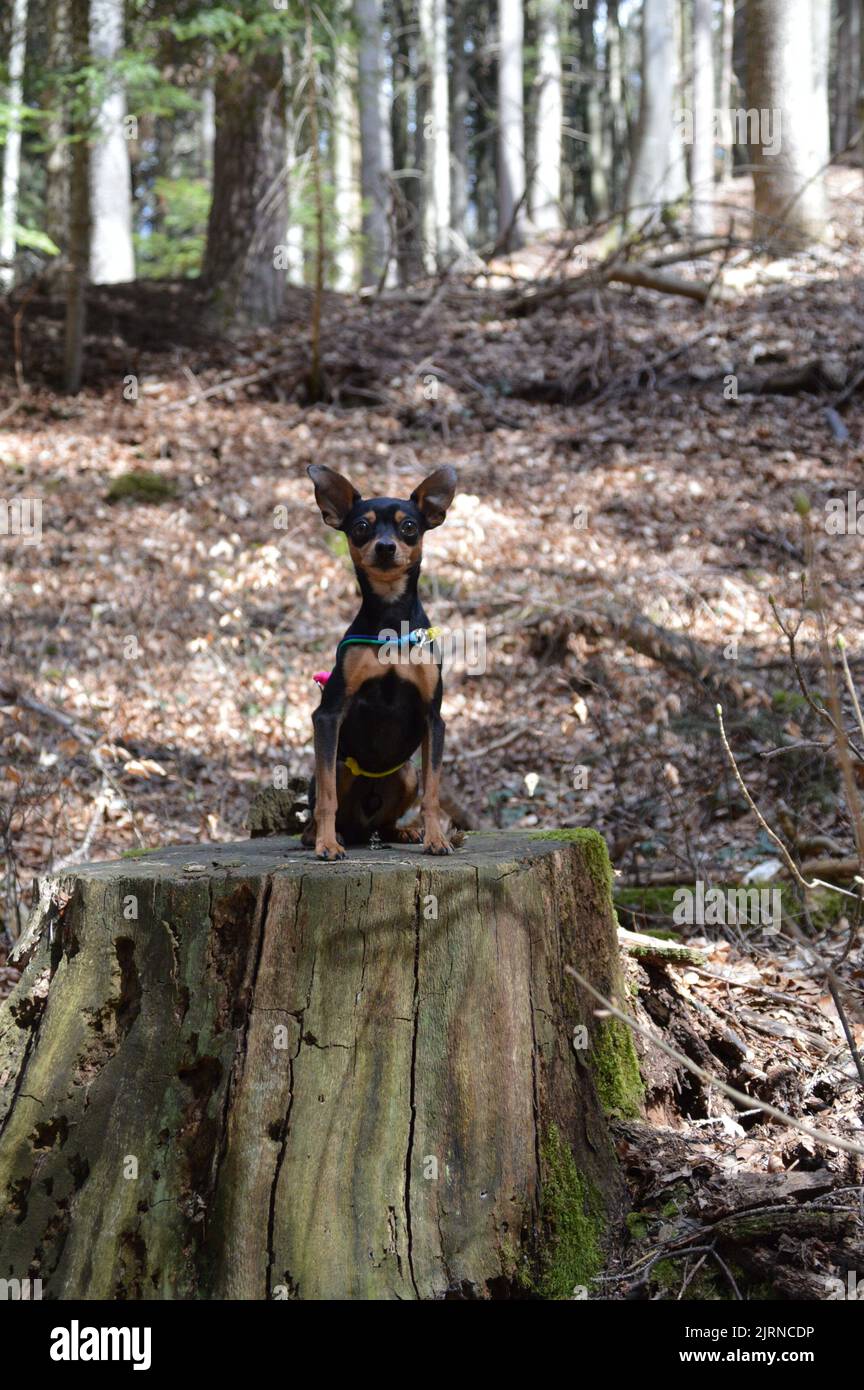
[{"xmin": 0, "ymin": 829, "xmax": 640, "ymax": 1300}]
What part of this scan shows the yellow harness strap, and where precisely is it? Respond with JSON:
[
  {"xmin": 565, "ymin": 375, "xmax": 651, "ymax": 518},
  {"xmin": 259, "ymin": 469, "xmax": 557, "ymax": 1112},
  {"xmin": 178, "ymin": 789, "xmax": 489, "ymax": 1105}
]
[{"xmin": 344, "ymin": 756, "xmax": 407, "ymax": 779}]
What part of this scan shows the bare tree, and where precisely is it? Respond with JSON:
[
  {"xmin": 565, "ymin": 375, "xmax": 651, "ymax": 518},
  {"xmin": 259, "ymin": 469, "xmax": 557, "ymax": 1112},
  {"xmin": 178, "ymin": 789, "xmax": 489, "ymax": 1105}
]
[
  {"xmin": 64, "ymin": 0, "xmax": 91, "ymax": 392},
  {"xmin": 332, "ymin": 8, "xmax": 359, "ymax": 291},
  {"xmin": 450, "ymin": 0, "xmax": 469, "ymax": 248},
  {"xmin": 533, "ymin": 0, "xmax": 562, "ymax": 233},
  {"xmin": 719, "ymin": 0, "xmax": 736, "ymax": 178},
  {"xmin": 89, "ymin": 0, "xmax": 135, "ymax": 284},
  {"xmin": 692, "ymin": 0, "xmax": 715, "ymax": 234},
  {"xmin": 626, "ymin": 0, "xmax": 687, "ymax": 223},
  {"xmin": 202, "ymin": 41, "xmax": 287, "ymax": 324},
  {"xmin": 746, "ymin": 0, "xmax": 829, "ymax": 246},
  {"xmin": 418, "ymin": 0, "xmax": 451, "ymax": 268},
  {"xmin": 498, "ymin": 0, "xmax": 527, "ymax": 247},
  {"xmin": 0, "ymin": 0, "xmax": 29, "ymax": 292},
  {"xmin": 355, "ymin": 0, "xmax": 392, "ymax": 285}
]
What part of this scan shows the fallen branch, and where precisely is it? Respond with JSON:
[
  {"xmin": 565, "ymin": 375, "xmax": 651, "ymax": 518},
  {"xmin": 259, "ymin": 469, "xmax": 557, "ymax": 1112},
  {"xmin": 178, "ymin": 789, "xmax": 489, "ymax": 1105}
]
[
  {"xmin": 617, "ymin": 925, "xmax": 705, "ymax": 965},
  {"xmin": 606, "ymin": 265, "xmax": 711, "ymax": 303},
  {"xmin": 528, "ymin": 599, "xmax": 757, "ymax": 702}
]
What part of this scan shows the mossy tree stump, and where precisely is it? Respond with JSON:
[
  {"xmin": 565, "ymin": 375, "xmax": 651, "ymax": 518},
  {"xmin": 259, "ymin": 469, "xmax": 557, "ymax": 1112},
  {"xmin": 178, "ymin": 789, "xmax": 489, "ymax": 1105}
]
[{"xmin": 0, "ymin": 830, "xmax": 638, "ymax": 1300}]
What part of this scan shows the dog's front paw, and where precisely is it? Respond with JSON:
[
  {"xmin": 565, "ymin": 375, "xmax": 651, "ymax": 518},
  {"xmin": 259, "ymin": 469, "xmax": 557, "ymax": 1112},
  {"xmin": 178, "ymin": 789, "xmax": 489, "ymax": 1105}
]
[
  {"xmin": 423, "ymin": 835, "xmax": 452, "ymax": 856},
  {"xmin": 391, "ymin": 823, "xmax": 424, "ymax": 845},
  {"xmin": 315, "ymin": 839, "xmax": 346, "ymax": 861}
]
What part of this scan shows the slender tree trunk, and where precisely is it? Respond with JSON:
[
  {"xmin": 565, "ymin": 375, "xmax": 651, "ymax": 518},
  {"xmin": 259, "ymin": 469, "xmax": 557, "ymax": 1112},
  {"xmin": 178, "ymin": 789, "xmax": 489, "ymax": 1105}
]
[
  {"xmin": 811, "ymin": 0, "xmax": 831, "ymax": 172},
  {"xmin": 64, "ymin": 0, "xmax": 91, "ymax": 393},
  {"xmin": 581, "ymin": 2, "xmax": 608, "ymax": 221},
  {"xmin": 720, "ymin": 0, "xmax": 735, "ymax": 177},
  {"xmin": 533, "ymin": 0, "xmax": 562, "ymax": 232},
  {"xmin": 0, "ymin": 0, "xmax": 29, "ymax": 292},
  {"xmin": 606, "ymin": 0, "xmax": 627, "ymax": 211},
  {"xmin": 355, "ymin": 0, "xmax": 391, "ymax": 285},
  {"xmin": 89, "ymin": 0, "xmax": 135, "ymax": 284},
  {"xmin": 332, "ymin": 11, "xmax": 358, "ymax": 291},
  {"xmin": 200, "ymin": 49, "xmax": 216, "ymax": 180},
  {"xmin": 44, "ymin": 0, "xmax": 70, "ymax": 252},
  {"xmin": 498, "ymin": 0, "xmax": 527, "ymax": 247},
  {"xmin": 746, "ymin": 0, "xmax": 829, "ymax": 247},
  {"xmin": 202, "ymin": 46, "xmax": 287, "ymax": 325},
  {"xmin": 475, "ymin": 28, "xmax": 497, "ymax": 245},
  {"xmin": 450, "ymin": 0, "xmax": 469, "ymax": 250},
  {"xmin": 626, "ymin": 0, "xmax": 687, "ymax": 223},
  {"xmin": 692, "ymin": 0, "xmax": 715, "ymax": 234},
  {"xmin": 418, "ymin": 0, "xmax": 450, "ymax": 269},
  {"xmin": 283, "ymin": 42, "xmax": 305, "ymax": 287}
]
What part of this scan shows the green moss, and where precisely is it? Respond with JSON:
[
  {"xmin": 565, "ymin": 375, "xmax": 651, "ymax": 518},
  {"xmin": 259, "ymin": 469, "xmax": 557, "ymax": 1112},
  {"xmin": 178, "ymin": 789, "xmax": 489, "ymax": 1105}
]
[
  {"xmin": 589, "ymin": 1017, "xmax": 644, "ymax": 1119},
  {"xmin": 626, "ymin": 1211, "xmax": 648, "ymax": 1241},
  {"xmin": 535, "ymin": 1124, "xmax": 605, "ymax": 1299},
  {"xmin": 529, "ymin": 828, "xmax": 613, "ymax": 898},
  {"xmin": 120, "ymin": 847, "xmax": 159, "ymax": 859},
  {"xmin": 106, "ymin": 470, "xmax": 178, "ymax": 503}
]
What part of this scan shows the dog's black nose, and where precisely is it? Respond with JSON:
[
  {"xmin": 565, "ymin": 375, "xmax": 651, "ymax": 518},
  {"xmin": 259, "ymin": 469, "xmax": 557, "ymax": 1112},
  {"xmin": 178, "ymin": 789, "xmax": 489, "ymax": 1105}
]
[{"xmin": 374, "ymin": 540, "xmax": 397, "ymax": 560}]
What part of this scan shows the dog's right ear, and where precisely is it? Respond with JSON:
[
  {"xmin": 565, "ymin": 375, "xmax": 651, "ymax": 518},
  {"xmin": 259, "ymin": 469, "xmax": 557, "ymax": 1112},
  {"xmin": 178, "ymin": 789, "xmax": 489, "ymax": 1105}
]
[{"xmin": 307, "ymin": 464, "xmax": 360, "ymax": 529}]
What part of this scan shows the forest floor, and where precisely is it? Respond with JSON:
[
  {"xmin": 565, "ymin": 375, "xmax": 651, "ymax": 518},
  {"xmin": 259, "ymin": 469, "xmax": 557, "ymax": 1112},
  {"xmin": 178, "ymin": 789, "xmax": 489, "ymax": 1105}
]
[{"xmin": 2, "ymin": 168, "xmax": 864, "ymax": 1298}]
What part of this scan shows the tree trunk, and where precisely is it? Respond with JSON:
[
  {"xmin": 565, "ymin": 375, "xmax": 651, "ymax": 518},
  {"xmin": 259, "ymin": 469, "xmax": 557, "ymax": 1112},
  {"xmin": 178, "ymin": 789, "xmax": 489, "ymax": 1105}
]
[
  {"xmin": 746, "ymin": 0, "xmax": 829, "ymax": 247},
  {"xmin": 626, "ymin": 0, "xmax": 688, "ymax": 224},
  {"xmin": 0, "ymin": 0, "xmax": 29, "ymax": 292},
  {"xmin": 63, "ymin": 0, "xmax": 91, "ymax": 394},
  {"xmin": 88, "ymin": 0, "xmax": 135, "ymax": 284},
  {"xmin": 498, "ymin": 0, "xmax": 528, "ymax": 248},
  {"xmin": 533, "ymin": 0, "xmax": 562, "ymax": 232},
  {"xmin": 719, "ymin": 0, "xmax": 735, "ymax": 177},
  {"xmin": 450, "ymin": 0, "xmax": 469, "ymax": 250},
  {"xmin": 332, "ymin": 11, "xmax": 359, "ymax": 292},
  {"xmin": 580, "ymin": 2, "xmax": 609, "ymax": 221},
  {"xmin": 283, "ymin": 41, "xmax": 306, "ymax": 288},
  {"xmin": 44, "ymin": 0, "xmax": 70, "ymax": 252},
  {"xmin": 418, "ymin": 0, "xmax": 451, "ymax": 269},
  {"xmin": 202, "ymin": 46, "xmax": 287, "ymax": 325},
  {"xmin": 606, "ymin": 0, "xmax": 628, "ymax": 211},
  {"xmin": 391, "ymin": 0, "xmax": 423, "ymax": 283},
  {"xmin": 692, "ymin": 0, "xmax": 715, "ymax": 235},
  {"xmin": 355, "ymin": 0, "xmax": 391, "ymax": 286},
  {"xmin": 0, "ymin": 831, "xmax": 634, "ymax": 1300}
]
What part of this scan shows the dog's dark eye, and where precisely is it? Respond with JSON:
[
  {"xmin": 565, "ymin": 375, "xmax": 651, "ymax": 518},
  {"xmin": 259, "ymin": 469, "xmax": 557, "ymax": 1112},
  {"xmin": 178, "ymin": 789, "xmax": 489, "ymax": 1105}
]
[
  {"xmin": 351, "ymin": 520, "xmax": 371, "ymax": 543},
  {"xmin": 400, "ymin": 520, "xmax": 418, "ymax": 541}
]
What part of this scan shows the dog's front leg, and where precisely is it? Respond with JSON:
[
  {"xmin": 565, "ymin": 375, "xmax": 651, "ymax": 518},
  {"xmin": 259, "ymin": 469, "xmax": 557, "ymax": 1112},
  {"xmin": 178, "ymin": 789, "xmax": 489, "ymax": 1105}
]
[
  {"xmin": 312, "ymin": 705, "xmax": 345, "ymax": 860},
  {"xmin": 421, "ymin": 708, "xmax": 451, "ymax": 855}
]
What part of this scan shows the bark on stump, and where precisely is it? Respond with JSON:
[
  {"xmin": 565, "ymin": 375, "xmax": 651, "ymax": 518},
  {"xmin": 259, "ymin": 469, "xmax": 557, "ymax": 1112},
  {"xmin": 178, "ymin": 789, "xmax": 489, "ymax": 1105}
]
[{"xmin": 0, "ymin": 830, "xmax": 638, "ymax": 1300}]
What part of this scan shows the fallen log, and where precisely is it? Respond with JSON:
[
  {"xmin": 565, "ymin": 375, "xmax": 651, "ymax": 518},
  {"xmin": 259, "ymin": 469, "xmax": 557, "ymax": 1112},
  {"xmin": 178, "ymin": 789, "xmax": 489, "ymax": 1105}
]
[{"xmin": 0, "ymin": 829, "xmax": 636, "ymax": 1300}]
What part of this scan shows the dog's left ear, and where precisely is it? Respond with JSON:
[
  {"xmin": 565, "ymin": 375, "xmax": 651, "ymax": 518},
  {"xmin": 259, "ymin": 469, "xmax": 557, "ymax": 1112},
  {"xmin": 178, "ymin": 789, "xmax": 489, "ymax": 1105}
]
[
  {"xmin": 411, "ymin": 466, "xmax": 457, "ymax": 529},
  {"xmin": 308, "ymin": 464, "xmax": 360, "ymax": 529}
]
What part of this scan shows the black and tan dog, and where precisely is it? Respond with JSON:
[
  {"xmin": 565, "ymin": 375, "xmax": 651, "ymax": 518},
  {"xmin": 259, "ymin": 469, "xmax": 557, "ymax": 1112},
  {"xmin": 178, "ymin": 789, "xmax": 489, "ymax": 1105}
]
[{"xmin": 302, "ymin": 463, "xmax": 457, "ymax": 861}]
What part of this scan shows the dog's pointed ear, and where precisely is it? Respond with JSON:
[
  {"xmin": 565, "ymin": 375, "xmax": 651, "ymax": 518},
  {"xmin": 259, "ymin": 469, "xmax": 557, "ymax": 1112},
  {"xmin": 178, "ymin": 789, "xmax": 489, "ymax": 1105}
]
[
  {"xmin": 410, "ymin": 466, "xmax": 457, "ymax": 529},
  {"xmin": 307, "ymin": 464, "xmax": 360, "ymax": 529}
]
